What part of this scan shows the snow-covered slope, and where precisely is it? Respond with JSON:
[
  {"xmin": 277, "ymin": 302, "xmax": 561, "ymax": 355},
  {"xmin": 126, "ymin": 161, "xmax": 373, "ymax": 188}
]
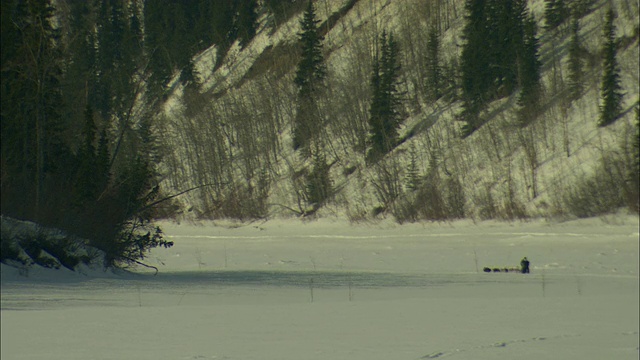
[{"xmin": 158, "ymin": 0, "xmax": 639, "ymax": 221}]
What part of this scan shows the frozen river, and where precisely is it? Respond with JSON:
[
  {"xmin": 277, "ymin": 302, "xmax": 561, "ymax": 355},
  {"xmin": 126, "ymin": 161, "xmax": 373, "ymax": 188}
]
[{"xmin": 2, "ymin": 216, "xmax": 638, "ymax": 360}]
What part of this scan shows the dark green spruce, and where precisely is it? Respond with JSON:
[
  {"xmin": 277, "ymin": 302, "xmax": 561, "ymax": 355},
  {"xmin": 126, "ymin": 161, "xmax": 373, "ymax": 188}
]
[
  {"xmin": 517, "ymin": 12, "xmax": 543, "ymax": 125},
  {"xmin": 598, "ymin": 8, "xmax": 624, "ymax": 127},
  {"xmin": 368, "ymin": 30, "xmax": 403, "ymax": 161},
  {"xmin": 293, "ymin": 0, "xmax": 326, "ymax": 151},
  {"xmin": 544, "ymin": 0, "xmax": 569, "ymax": 30},
  {"xmin": 567, "ymin": 9, "xmax": 585, "ymax": 101},
  {"xmin": 460, "ymin": 0, "xmax": 492, "ymax": 136},
  {"xmin": 426, "ymin": 25, "xmax": 442, "ymax": 101}
]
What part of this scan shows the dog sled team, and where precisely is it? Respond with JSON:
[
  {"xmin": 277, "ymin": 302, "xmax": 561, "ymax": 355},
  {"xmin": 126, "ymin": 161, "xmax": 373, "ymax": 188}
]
[{"xmin": 483, "ymin": 257, "xmax": 530, "ymax": 274}]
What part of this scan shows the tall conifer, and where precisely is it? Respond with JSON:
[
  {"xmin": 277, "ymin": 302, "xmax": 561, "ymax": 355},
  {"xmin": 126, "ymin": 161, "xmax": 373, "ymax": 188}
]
[
  {"xmin": 368, "ymin": 31, "xmax": 403, "ymax": 160},
  {"xmin": 544, "ymin": 0, "xmax": 569, "ymax": 30},
  {"xmin": 293, "ymin": 0, "xmax": 326, "ymax": 151},
  {"xmin": 96, "ymin": 128, "xmax": 111, "ymax": 196},
  {"xmin": 517, "ymin": 13, "xmax": 543, "ymax": 124},
  {"xmin": 426, "ymin": 25, "xmax": 442, "ymax": 101},
  {"xmin": 460, "ymin": 0, "xmax": 491, "ymax": 136},
  {"xmin": 237, "ymin": 0, "xmax": 259, "ymax": 48},
  {"xmin": 598, "ymin": 8, "xmax": 623, "ymax": 127},
  {"xmin": 567, "ymin": 10, "xmax": 585, "ymax": 101},
  {"xmin": 77, "ymin": 105, "xmax": 99, "ymax": 203},
  {"xmin": 144, "ymin": 1, "xmax": 173, "ymax": 96},
  {"xmin": 487, "ymin": 0, "xmax": 523, "ymax": 96}
]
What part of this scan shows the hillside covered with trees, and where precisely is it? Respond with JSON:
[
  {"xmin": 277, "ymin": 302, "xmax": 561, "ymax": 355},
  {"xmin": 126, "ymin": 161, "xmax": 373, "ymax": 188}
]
[{"xmin": 1, "ymin": 0, "xmax": 638, "ymax": 267}]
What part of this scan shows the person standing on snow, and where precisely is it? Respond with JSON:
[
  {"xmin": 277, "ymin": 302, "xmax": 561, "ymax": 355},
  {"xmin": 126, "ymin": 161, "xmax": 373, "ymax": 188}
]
[{"xmin": 520, "ymin": 257, "xmax": 530, "ymax": 274}]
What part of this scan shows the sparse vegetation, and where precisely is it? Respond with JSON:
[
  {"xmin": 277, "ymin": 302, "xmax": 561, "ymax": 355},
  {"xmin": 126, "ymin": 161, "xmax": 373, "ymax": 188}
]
[{"xmin": 562, "ymin": 155, "xmax": 627, "ymax": 218}]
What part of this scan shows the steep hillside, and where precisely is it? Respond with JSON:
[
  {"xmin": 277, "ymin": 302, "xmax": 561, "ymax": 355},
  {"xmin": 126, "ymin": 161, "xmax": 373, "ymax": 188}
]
[{"xmin": 159, "ymin": 0, "xmax": 639, "ymax": 222}]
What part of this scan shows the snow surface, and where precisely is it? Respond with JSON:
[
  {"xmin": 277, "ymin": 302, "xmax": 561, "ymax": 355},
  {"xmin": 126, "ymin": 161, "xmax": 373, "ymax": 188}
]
[{"xmin": 1, "ymin": 215, "xmax": 638, "ymax": 360}]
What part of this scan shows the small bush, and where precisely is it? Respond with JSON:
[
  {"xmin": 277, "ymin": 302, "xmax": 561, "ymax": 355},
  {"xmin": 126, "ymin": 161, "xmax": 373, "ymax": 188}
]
[
  {"xmin": 1, "ymin": 217, "xmax": 106, "ymax": 270},
  {"xmin": 563, "ymin": 156, "xmax": 626, "ymax": 218},
  {"xmin": 371, "ymin": 160, "xmax": 402, "ymax": 209},
  {"xmin": 343, "ymin": 165, "xmax": 357, "ymax": 177},
  {"xmin": 472, "ymin": 185, "xmax": 498, "ymax": 220},
  {"xmin": 372, "ymin": 205, "xmax": 386, "ymax": 217},
  {"xmin": 444, "ymin": 177, "xmax": 466, "ymax": 219},
  {"xmin": 199, "ymin": 181, "xmax": 270, "ymax": 220},
  {"xmin": 306, "ymin": 153, "xmax": 332, "ymax": 206},
  {"xmin": 391, "ymin": 194, "xmax": 419, "ymax": 223},
  {"xmin": 102, "ymin": 223, "xmax": 173, "ymax": 267},
  {"xmin": 0, "ymin": 237, "xmax": 24, "ymax": 264},
  {"xmin": 391, "ymin": 175, "xmax": 467, "ymax": 223},
  {"xmin": 17, "ymin": 231, "xmax": 61, "ymax": 269},
  {"xmin": 39, "ymin": 235, "xmax": 84, "ymax": 271}
]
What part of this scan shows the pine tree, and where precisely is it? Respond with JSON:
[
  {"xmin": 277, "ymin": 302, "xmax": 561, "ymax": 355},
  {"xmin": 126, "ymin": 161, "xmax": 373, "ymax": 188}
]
[
  {"xmin": 572, "ymin": 0, "xmax": 595, "ymax": 18},
  {"xmin": 63, "ymin": 1, "xmax": 98, "ymax": 137},
  {"xmin": 517, "ymin": 12, "xmax": 543, "ymax": 125},
  {"xmin": 381, "ymin": 31, "xmax": 402, "ymax": 125},
  {"xmin": 144, "ymin": 1, "xmax": 173, "ymax": 96},
  {"xmin": 567, "ymin": 10, "xmax": 585, "ymax": 101},
  {"xmin": 77, "ymin": 105, "xmax": 99, "ymax": 203},
  {"xmin": 368, "ymin": 50, "xmax": 384, "ymax": 156},
  {"xmin": 168, "ymin": 3, "xmax": 190, "ymax": 71},
  {"xmin": 125, "ymin": 0, "xmax": 143, "ymax": 74},
  {"xmin": 295, "ymin": 0, "xmax": 326, "ymax": 95},
  {"xmin": 293, "ymin": 0, "xmax": 326, "ymax": 150},
  {"xmin": 237, "ymin": 0, "xmax": 259, "ymax": 48},
  {"xmin": 368, "ymin": 31, "xmax": 403, "ymax": 160},
  {"xmin": 460, "ymin": 0, "xmax": 492, "ymax": 136},
  {"xmin": 598, "ymin": 8, "xmax": 623, "ymax": 127},
  {"xmin": 95, "ymin": 128, "xmax": 111, "ymax": 196},
  {"xmin": 426, "ymin": 25, "xmax": 442, "ymax": 101},
  {"xmin": 95, "ymin": 0, "xmax": 118, "ymax": 116},
  {"xmin": 93, "ymin": 0, "xmax": 141, "ymax": 119},
  {"xmin": 180, "ymin": 58, "xmax": 201, "ymax": 91},
  {"xmin": 544, "ymin": 0, "xmax": 569, "ymax": 30},
  {"xmin": 459, "ymin": 0, "xmax": 537, "ymax": 129},
  {"xmin": 487, "ymin": 0, "xmax": 524, "ymax": 97},
  {"xmin": 544, "ymin": 0, "xmax": 558, "ymax": 28}
]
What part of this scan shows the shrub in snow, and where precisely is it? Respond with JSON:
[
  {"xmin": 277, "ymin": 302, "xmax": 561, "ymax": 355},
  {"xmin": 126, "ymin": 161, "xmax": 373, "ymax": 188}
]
[
  {"xmin": 0, "ymin": 217, "xmax": 104, "ymax": 271},
  {"xmin": 562, "ymin": 155, "xmax": 627, "ymax": 218}
]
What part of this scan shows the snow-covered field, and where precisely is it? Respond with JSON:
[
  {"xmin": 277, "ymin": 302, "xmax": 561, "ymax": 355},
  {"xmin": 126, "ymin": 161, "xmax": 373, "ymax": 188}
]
[{"xmin": 1, "ymin": 216, "xmax": 638, "ymax": 360}]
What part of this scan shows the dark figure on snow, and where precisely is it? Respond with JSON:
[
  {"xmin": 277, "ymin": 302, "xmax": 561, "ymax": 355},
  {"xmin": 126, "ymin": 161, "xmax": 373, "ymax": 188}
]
[{"xmin": 520, "ymin": 257, "xmax": 530, "ymax": 274}]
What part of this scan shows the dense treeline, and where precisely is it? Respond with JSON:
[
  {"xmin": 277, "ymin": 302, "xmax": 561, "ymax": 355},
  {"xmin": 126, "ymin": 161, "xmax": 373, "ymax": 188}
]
[
  {"xmin": 459, "ymin": 0, "xmax": 542, "ymax": 135},
  {"xmin": 144, "ymin": 0, "xmax": 260, "ymax": 95},
  {"xmin": 0, "ymin": 0, "xmax": 286, "ymax": 268},
  {"xmin": 0, "ymin": 0, "xmax": 263, "ymax": 267},
  {"xmin": 0, "ymin": 0, "xmax": 175, "ymax": 267}
]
